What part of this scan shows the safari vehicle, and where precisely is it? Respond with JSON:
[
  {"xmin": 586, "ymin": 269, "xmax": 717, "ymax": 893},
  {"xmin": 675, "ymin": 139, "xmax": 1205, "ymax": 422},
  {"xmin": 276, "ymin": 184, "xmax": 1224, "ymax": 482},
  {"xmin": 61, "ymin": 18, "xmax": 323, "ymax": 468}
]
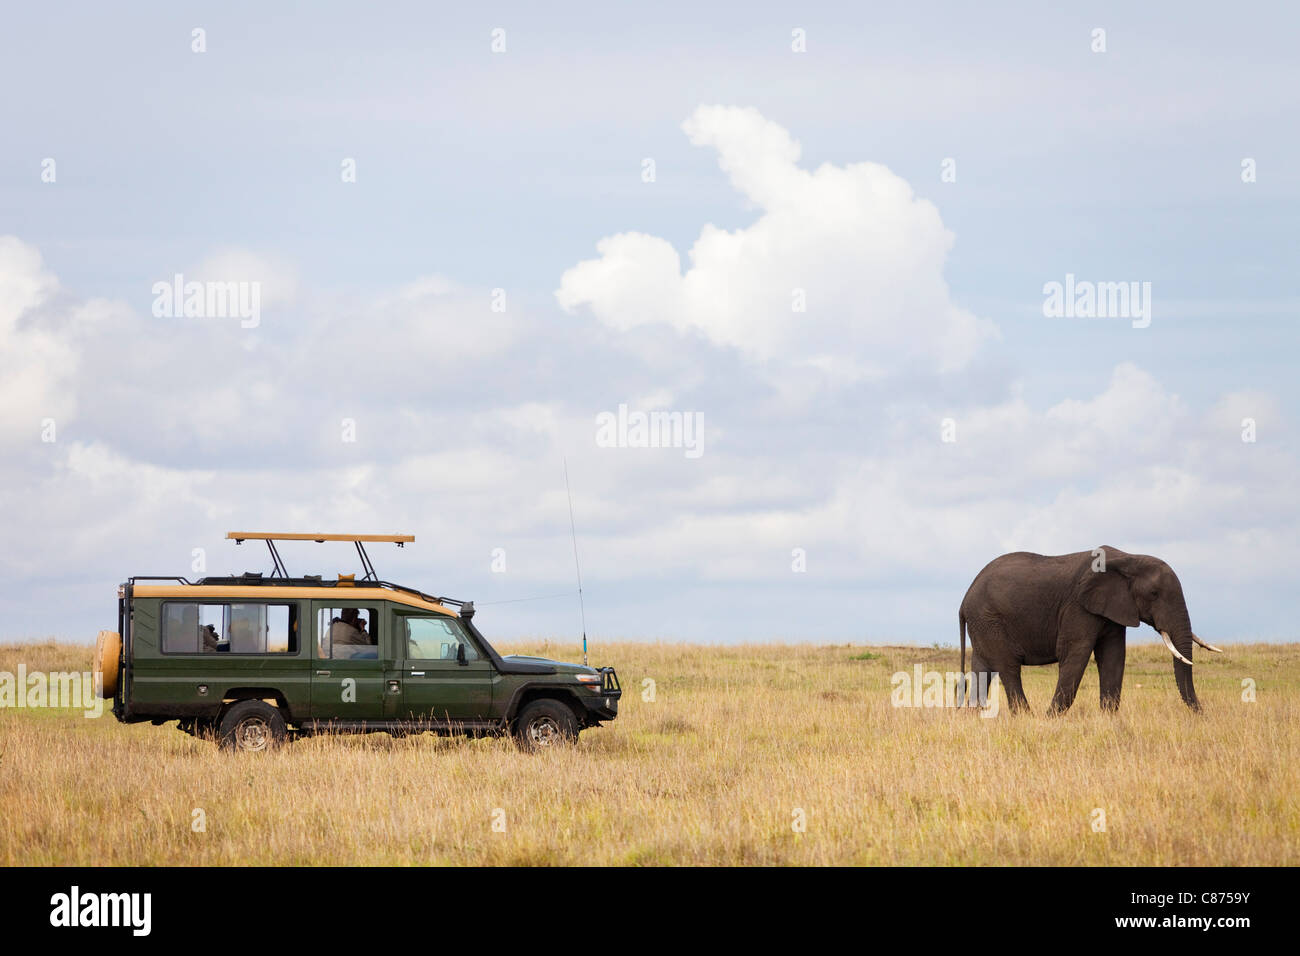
[{"xmin": 94, "ymin": 532, "xmax": 621, "ymax": 752}]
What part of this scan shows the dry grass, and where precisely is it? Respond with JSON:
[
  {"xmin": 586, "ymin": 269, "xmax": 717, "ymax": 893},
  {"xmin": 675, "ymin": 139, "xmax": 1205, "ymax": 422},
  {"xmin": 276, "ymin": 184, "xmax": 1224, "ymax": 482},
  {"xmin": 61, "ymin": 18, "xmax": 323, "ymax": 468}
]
[{"xmin": 1, "ymin": 639, "xmax": 1297, "ymax": 865}]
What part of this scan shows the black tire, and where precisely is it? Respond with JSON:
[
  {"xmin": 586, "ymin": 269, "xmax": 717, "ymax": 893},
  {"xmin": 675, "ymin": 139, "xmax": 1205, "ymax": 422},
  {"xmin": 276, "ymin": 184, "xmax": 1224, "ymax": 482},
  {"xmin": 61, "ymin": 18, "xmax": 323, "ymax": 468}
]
[
  {"xmin": 218, "ymin": 700, "xmax": 287, "ymax": 752},
  {"xmin": 513, "ymin": 699, "xmax": 579, "ymax": 750}
]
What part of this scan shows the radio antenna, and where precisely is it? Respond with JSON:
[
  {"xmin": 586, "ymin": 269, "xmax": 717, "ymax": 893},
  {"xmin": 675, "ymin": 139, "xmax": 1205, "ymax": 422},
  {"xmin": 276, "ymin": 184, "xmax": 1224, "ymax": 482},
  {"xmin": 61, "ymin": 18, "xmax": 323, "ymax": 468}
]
[{"xmin": 564, "ymin": 458, "xmax": 588, "ymax": 666}]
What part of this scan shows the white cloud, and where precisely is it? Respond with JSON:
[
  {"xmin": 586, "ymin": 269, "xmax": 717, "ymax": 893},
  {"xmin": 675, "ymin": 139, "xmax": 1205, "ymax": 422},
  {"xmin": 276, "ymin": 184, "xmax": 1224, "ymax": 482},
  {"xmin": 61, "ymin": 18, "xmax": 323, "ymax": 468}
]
[
  {"xmin": 941, "ymin": 363, "xmax": 1191, "ymax": 483},
  {"xmin": 1, "ymin": 123, "xmax": 1296, "ymax": 644},
  {"xmin": 0, "ymin": 237, "xmax": 109, "ymax": 445},
  {"xmin": 364, "ymin": 274, "xmax": 518, "ymax": 363},
  {"xmin": 189, "ymin": 248, "xmax": 300, "ymax": 308},
  {"xmin": 0, "ymin": 236, "xmax": 56, "ymax": 332},
  {"xmin": 557, "ymin": 105, "xmax": 996, "ymax": 379},
  {"xmin": 1206, "ymin": 389, "xmax": 1279, "ymax": 438}
]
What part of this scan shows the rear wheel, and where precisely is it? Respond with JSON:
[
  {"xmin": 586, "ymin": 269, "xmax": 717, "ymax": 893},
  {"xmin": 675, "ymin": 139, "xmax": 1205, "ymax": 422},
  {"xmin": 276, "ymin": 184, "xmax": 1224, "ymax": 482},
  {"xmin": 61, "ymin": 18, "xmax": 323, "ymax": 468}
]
[
  {"xmin": 512, "ymin": 699, "xmax": 578, "ymax": 750},
  {"xmin": 218, "ymin": 700, "xmax": 287, "ymax": 752}
]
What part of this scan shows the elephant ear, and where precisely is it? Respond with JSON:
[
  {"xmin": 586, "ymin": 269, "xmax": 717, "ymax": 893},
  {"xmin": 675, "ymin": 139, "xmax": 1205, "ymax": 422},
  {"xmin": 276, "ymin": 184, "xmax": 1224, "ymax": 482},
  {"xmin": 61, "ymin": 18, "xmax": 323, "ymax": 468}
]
[{"xmin": 1080, "ymin": 569, "xmax": 1140, "ymax": 627}]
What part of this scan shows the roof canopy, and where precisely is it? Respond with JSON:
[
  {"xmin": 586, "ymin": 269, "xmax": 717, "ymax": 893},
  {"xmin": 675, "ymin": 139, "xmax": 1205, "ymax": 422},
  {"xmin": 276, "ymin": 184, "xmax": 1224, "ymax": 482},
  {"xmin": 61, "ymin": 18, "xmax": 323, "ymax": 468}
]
[
  {"xmin": 226, "ymin": 532, "xmax": 414, "ymax": 580},
  {"xmin": 226, "ymin": 532, "xmax": 414, "ymax": 543}
]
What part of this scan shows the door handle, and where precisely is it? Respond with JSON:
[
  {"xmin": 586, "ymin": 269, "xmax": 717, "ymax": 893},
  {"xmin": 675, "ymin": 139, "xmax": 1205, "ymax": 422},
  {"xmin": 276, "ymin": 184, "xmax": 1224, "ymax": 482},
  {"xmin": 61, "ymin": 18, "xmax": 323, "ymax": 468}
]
[
  {"xmin": 315, "ymin": 670, "xmax": 331, "ymax": 677},
  {"xmin": 409, "ymin": 671, "xmax": 425, "ymax": 677}
]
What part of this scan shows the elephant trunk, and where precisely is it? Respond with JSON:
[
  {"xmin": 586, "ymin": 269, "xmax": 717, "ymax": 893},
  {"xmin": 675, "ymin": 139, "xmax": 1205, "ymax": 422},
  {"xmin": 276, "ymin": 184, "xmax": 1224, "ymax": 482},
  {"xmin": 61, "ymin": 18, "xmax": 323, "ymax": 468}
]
[
  {"xmin": 1160, "ymin": 615, "xmax": 1200, "ymax": 712},
  {"xmin": 1172, "ymin": 648, "xmax": 1198, "ymax": 711}
]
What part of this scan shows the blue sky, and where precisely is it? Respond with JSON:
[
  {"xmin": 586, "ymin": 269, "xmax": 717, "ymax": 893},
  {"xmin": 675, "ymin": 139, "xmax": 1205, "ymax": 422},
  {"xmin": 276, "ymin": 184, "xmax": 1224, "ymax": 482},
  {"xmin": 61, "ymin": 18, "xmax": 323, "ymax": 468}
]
[{"xmin": 2, "ymin": 2, "xmax": 1297, "ymax": 646}]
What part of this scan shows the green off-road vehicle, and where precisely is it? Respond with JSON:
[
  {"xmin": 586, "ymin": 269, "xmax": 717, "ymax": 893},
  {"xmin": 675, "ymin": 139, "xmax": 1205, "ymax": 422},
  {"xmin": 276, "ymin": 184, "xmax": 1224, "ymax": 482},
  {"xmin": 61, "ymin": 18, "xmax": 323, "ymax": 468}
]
[{"xmin": 94, "ymin": 532, "xmax": 621, "ymax": 752}]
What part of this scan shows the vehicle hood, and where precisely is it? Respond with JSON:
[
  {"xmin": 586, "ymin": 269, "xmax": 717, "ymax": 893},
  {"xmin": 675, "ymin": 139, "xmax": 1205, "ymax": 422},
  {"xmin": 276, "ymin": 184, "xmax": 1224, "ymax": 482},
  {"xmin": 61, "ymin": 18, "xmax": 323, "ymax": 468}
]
[{"xmin": 501, "ymin": 655, "xmax": 595, "ymax": 675}]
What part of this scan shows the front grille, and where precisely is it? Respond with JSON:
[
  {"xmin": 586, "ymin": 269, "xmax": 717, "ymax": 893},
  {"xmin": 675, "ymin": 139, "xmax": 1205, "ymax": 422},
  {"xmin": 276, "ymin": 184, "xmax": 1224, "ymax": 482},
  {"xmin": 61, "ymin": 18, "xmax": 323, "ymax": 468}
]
[{"xmin": 599, "ymin": 666, "xmax": 622, "ymax": 696}]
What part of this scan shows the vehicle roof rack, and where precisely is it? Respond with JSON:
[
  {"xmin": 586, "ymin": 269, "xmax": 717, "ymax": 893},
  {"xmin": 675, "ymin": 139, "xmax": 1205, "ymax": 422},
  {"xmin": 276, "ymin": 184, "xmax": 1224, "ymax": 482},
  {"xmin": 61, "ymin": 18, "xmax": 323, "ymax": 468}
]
[
  {"xmin": 126, "ymin": 534, "xmax": 472, "ymax": 614},
  {"xmin": 227, "ymin": 533, "xmax": 416, "ymax": 543},
  {"xmin": 126, "ymin": 574, "xmax": 471, "ymax": 615},
  {"xmin": 226, "ymin": 531, "xmax": 413, "ymax": 581}
]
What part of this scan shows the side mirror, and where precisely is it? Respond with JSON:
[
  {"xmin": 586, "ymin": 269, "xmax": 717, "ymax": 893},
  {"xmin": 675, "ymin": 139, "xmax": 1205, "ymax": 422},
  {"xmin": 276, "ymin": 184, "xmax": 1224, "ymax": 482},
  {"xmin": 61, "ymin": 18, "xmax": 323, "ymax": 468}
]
[{"xmin": 457, "ymin": 643, "xmax": 467, "ymax": 666}]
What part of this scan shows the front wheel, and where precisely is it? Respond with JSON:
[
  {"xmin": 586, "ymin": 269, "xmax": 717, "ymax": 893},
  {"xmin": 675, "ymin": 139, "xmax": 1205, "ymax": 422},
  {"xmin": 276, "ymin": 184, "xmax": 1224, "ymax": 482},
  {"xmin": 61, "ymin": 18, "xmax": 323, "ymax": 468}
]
[
  {"xmin": 218, "ymin": 700, "xmax": 287, "ymax": 752},
  {"xmin": 512, "ymin": 699, "xmax": 578, "ymax": 751}
]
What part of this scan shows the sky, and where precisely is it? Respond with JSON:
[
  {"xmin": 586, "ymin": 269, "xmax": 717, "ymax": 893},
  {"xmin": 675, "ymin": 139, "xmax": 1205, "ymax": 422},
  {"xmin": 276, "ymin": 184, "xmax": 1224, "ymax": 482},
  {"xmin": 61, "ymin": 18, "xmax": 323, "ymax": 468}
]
[{"xmin": 2, "ymin": 2, "xmax": 1297, "ymax": 646}]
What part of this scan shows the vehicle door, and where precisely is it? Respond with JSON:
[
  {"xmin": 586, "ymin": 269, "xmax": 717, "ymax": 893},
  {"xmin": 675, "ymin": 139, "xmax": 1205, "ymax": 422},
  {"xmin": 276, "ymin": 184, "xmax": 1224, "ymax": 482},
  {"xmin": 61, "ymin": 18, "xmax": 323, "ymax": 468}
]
[
  {"xmin": 394, "ymin": 612, "xmax": 494, "ymax": 723},
  {"xmin": 309, "ymin": 601, "xmax": 388, "ymax": 721}
]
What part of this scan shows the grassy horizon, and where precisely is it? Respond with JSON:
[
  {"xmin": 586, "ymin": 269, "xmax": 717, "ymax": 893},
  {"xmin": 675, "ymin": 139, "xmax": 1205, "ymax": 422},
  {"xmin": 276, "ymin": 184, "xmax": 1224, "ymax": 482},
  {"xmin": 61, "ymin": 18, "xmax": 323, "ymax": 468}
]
[{"xmin": 2, "ymin": 639, "xmax": 1297, "ymax": 866}]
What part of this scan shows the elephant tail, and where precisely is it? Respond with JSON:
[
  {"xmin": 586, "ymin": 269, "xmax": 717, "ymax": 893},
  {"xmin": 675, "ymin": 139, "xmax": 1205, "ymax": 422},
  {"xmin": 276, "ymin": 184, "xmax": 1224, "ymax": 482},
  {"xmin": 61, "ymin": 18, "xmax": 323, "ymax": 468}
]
[{"xmin": 959, "ymin": 610, "xmax": 967, "ymax": 702}]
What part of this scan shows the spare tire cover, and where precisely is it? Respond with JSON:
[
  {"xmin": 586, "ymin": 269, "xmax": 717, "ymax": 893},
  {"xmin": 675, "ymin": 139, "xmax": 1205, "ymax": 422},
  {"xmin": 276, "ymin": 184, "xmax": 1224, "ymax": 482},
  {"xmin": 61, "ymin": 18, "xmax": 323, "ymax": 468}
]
[{"xmin": 95, "ymin": 629, "xmax": 121, "ymax": 698}]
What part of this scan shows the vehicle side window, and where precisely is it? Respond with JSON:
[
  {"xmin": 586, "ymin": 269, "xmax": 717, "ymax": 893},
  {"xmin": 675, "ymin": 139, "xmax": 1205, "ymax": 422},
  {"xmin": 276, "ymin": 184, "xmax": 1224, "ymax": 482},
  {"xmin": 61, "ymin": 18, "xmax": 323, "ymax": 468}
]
[
  {"xmin": 402, "ymin": 616, "xmax": 479, "ymax": 662},
  {"xmin": 161, "ymin": 603, "xmax": 296, "ymax": 654},
  {"xmin": 318, "ymin": 607, "xmax": 378, "ymax": 659},
  {"xmin": 162, "ymin": 603, "xmax": 200, "ymax": 652}
]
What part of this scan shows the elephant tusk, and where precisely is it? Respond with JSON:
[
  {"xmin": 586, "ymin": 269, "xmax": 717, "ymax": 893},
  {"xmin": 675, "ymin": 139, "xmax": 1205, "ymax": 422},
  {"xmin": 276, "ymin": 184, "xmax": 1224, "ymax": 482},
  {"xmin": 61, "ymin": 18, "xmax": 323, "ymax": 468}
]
[
  {"xmin": 1192, "ymin": 633, "xmax": 1224, "ymax": 654},
  {"xmin": 1160, "ymin": 630, "xmax": 1194, "ymax": 666}
]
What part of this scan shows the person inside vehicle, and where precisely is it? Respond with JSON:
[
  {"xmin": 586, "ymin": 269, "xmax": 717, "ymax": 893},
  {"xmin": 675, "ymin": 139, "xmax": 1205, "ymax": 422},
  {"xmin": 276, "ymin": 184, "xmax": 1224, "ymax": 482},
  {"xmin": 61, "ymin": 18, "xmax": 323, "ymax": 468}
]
[
  {"xmin": 330, "ymin": 608, "xmax": 366, "ymax": 646},
  {"xmin": 329, "ymin": 608, "xmax": 379, "ymax": 659},
  {"xmin": 201, "ymin": 623, "xmax": 221, "ymax": 652}
]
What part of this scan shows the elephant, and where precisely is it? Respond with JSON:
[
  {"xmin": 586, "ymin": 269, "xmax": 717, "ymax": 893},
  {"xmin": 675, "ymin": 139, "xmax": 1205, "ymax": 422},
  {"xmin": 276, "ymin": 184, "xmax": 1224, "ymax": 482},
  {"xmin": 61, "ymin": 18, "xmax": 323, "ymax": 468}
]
[{"xmin": 958, "ymin": 546, "xmax": 1221, "ymax": 714}]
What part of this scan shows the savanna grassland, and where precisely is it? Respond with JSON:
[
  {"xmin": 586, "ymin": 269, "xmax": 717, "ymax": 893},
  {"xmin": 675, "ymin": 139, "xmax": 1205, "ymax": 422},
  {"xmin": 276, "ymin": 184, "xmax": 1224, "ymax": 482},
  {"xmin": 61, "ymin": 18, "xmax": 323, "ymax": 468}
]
[{"xmin": 1, "ymin": 639, "xmax": 1297, "ymax": 866}]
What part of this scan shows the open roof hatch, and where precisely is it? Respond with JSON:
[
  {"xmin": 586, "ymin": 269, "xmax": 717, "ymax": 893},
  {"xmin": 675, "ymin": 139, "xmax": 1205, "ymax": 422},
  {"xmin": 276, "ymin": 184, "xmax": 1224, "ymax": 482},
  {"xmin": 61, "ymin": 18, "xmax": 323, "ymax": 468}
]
[{"xmin": 226, "ymin": 532, "xmax": 414, "ymax": 582}]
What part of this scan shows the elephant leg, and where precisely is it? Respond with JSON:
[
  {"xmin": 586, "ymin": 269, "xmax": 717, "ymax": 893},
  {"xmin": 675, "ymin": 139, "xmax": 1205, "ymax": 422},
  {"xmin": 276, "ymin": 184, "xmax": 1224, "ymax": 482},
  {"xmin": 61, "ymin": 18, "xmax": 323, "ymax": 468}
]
[
  {"xmin": 966, "ymin": 650, "xmax": 995, "ymax": 709},
  {"xmin": 1094, "ymin": 623, "xmax": 1125, "ymax": 711},
  {"xmin": 997, "ymin": 663, "xmax": 1030, "ymax": 714},
  {"xmin": 969, "ymin": 621, "xmax": 1028, "ymax": 713},
  {"xmin": 1048, "ymin": 641, "xmax": 1095, "ymax": 715}
]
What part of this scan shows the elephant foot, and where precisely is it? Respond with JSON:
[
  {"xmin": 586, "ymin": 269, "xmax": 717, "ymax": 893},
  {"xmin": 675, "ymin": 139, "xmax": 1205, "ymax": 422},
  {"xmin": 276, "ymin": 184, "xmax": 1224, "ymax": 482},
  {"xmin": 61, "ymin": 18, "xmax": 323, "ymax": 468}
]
[{"xmin": 1045, "ymin": 698, "xmax": 1072, "ymax": 716}]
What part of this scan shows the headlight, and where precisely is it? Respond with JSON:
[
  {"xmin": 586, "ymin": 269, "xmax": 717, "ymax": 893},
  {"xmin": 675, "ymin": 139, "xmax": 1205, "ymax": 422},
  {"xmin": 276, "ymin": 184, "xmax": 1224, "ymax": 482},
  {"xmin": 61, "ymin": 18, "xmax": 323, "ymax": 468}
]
[{"xmin": 575, "ymin": 673, "xmax": 601, "ymax": 684}]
